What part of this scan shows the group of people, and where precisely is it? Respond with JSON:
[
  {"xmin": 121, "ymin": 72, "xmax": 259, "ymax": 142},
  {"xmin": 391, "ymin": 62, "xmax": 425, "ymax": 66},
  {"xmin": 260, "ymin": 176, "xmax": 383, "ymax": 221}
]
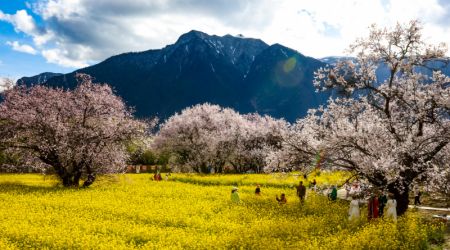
[
  {"xmin": 276, "ymin": 181, "xmax": 307, "ymax": 205},
  {"xmin": 231, "ymin": 181, "xmax": 306, "ymax": 205},
  {"xmin": 231, "ymin": 180, "xmax": 399, "ymax": 223},
  {"xmin": 230, "ymin": 181, "xmax": 308, "ymax": 205},
  {"xmin": 153, "ymin": 172, "xmax": 171, "ymax": 181},
  {"xmin": 348, "ymin": 191, "xmax": 397, "ymax": 222}
]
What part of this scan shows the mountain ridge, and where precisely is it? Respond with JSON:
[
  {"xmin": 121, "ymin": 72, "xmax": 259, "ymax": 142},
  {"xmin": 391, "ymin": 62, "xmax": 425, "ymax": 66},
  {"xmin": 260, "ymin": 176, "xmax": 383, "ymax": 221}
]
[{"xmin": 16, "ymin": 31, "xmax": 329, "ymax": 121}]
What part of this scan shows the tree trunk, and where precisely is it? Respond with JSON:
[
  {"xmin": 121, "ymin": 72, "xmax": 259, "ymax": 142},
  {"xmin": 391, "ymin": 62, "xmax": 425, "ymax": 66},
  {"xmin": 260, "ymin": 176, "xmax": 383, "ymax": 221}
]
[
  {"xmin": 83, "ymin": 173, "xmax": 96, "ymax": 187},
  {"xmin": 388, "ymin": 182, "xmax": 410, "ymax": 216},
  {"xmin": 200, "ymin": 164, "xmax": 209, "ymax": 174},
  {"xmin": 56, "ymin": 168, "xmax": 80, "ymax": 187},
  {"xmin": 73, "ymin": 170, "xmax": 82, "ymax": 187}
]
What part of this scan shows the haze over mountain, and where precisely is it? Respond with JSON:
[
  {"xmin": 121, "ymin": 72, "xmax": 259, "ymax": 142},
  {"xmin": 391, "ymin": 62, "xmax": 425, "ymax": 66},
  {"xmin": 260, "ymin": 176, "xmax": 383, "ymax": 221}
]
[{"xmin": 17, "ymin": 30, "xmax": 329, "ymax": 122}]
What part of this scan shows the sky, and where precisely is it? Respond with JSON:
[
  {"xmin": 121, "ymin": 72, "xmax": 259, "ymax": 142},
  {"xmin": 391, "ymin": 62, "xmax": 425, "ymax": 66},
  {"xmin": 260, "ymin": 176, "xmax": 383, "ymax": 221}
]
[{"xmin": 0, "ymin": 0, "xmax": 449, "ymax": 81}]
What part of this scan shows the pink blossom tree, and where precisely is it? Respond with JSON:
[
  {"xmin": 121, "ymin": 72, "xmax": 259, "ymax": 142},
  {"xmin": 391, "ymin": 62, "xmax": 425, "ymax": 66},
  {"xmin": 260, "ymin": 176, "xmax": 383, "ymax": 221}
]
[
  {"xmin": 269, "ymin": 20, "xmax": 449, "ymax": 215},
  {"xmin": 0, "ymin": 74, "xmax": 148, "ymax": 187}
]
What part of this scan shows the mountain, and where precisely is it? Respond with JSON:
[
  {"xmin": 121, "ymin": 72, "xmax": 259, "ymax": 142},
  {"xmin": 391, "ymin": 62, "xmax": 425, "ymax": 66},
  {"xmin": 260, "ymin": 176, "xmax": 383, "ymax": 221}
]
[
  {"xmin": 244, "ymin": 44, "xmax": 329, "ymax": 119},
  {"xmin": 17, "ymin": 72, "xmax": 63, "ymax": 86},
  {"xmin": 18, "ymin": 30, "xmax": 329, "ymax": 122}
]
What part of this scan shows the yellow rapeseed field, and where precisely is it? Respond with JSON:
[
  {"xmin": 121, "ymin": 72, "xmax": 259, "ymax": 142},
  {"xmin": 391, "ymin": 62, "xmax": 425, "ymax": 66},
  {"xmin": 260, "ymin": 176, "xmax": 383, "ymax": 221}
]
[{"xmin": 0, "ymin": 173, "xmax": 444, "ymax": 249}]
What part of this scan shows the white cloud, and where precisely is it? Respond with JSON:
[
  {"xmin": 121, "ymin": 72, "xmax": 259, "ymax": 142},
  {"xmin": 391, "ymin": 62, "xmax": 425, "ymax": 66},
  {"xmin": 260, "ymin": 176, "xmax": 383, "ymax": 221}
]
[
  {"xmin": 0, "ymin": 9, "xmax": 50, "ymax": 46},
  {"xmin": 6, "ymin": 41, "xmax": 38, "ymax": 55},
  {"xmin": 249, "ymin": 0, "xmax": 450, "ymax": 57},
  {"xmin": 41, "ymin": 48, "xmax": 90, "ymax": 68},
  {"xmin": 1, "ymin": 0, "xmax": 449, "ymax": 68},
  {"xmin": 0, "ymin": 10, "xmax": 37, "ymax": 34}
]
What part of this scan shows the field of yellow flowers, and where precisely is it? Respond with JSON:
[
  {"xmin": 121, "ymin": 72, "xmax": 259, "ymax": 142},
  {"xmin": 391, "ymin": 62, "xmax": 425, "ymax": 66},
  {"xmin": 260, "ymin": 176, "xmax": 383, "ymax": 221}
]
[{"xmin": 0, "ymin": 173, "xmax": 444, "ymax": 249}]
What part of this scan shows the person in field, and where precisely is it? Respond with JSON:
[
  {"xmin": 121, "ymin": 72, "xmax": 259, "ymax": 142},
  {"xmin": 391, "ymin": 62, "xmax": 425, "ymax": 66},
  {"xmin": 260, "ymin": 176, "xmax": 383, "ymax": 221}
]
[
  {"xmin": 296, "ymin": 181, "xmax": 306, "ymax": 203},
  {"xmin": 378, "ymin": 191, "xmax": 388, "ymax": 217},
  {"xmin": 329, "ymin": 185, "xmax": 338, "ymax": 201},
  {"xmin": 348, "ymin": 195, "xmax": 361, "ymax": 221},
  {"xmin": 276, "ymin": 193, "xmax": 287, "ymax": 205},
  {"xmin": 385, "ymin": 194, "xmax": 397, "ymax": 222},
  {"xmin": 153, "ymin": 171, "xmax": 162, "ymax": 181},
  {"xmin": 367, "ymin": 192, "xmax": 379, "ymax": 220},
  {"xmin": 165, "ymin": 172, "xmax": 171, "ymax": 181},
  {"xmin": 231, "ymin": 187, "xmax": 241, "ymax": 203},
  {"xmin": 414, "ymin": 185, "xmax": 422, "ymax": 206},
  {"xmin": 255, "ymin": 184, "xmax": 261, "ymax": 195}
]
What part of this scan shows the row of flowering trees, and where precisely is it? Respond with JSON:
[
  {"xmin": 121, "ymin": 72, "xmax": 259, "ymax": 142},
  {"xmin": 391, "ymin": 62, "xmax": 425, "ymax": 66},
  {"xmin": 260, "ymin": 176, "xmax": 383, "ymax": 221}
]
[{"xmin": 0, "ymin": 20, "xmax": 448, "ymax": 215}]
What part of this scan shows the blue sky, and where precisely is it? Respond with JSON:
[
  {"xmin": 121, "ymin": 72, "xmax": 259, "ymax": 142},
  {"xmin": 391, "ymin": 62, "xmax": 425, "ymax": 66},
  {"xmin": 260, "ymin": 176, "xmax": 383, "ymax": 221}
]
[
  {"xmin": 0, "ymin": 0, "xmax": 73, "ymax": 78},
  {"xmin": 1, "ymin": 0, "xmax": 449, "ymax": 80}
]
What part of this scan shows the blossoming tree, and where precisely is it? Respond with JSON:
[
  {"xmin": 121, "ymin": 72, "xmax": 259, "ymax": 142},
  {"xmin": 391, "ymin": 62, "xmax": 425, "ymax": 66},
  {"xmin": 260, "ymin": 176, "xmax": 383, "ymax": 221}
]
[
  {"xmin": 268, "ymin": 20, "xmax": 449, "ymax": 215},
  {"xmin": 0, "ymin": 74, "xmax": 148, "ymax": 187},
  {"xmin": 154, "ymin": 103, "xmax": 287, "ymax": 173}
]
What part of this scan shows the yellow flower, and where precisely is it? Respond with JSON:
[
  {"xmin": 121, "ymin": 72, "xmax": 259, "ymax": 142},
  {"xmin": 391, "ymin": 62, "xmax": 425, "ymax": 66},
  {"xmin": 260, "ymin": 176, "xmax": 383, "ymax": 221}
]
[{"xmin": 0, "ymin": 173, "xmax": 443, "ymax": 249}]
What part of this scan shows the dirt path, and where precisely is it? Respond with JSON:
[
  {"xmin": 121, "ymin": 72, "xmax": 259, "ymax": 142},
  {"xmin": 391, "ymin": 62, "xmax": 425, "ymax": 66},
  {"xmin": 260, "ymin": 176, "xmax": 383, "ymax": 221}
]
[{"xmin": 408, "ymin": 205, "xmax": 450, "ymax": 212}]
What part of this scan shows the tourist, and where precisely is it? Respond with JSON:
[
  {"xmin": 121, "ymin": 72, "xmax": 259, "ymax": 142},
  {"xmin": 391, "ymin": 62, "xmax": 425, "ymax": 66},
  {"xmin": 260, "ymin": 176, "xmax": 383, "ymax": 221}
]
[
  {"xmin": 378, "ymin": 191, "xmax": 387, "ymax": 217},
  {"xmin": 348, "ymin": 195, "xmax": 361, "ymax": 221},
  {"xmin": 296, "ymin": 181, "xmax": 306, "ymax": 203},
  {"xmin": 385, "ymin": 193, "xmax": 397, "ymax": 222},
  {"xmin": 276, "ymin": 193, "xmax": 287, "ymax": 205},
  {"xmin": 153, "ymin": 171, "xmax": 162, "ymax": 181},
  {"xmin": 329, "ymin": 185, "xmax": 338, "ymax": 201},
  {"xmin": 414, "ymin": 185, "xmax": 421, "ymax": 206},
  {"xmin": 255, "ymin": 184, "xmax": 261, "ymax": 195},
  {"xmin": 231, "ymin": 187, "xmax": 240, "ymax": 203},
  {"xmin": 367, "ymin": 192, "xmax": 379, "ymax": 220}
]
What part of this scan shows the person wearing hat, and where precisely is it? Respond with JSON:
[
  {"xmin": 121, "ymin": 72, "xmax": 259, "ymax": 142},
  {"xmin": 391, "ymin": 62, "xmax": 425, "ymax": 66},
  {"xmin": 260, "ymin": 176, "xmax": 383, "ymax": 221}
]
[{"xmin": 231, "ymin": 187, "xmax": 241, "ymax": 203}]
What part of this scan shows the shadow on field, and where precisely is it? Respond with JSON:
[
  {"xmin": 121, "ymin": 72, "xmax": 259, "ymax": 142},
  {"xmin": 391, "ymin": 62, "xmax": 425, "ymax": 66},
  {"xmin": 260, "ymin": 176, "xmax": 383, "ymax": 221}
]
[{"xmin": 0, "ymin": 182, "xmax": 64, "ymax": 194}]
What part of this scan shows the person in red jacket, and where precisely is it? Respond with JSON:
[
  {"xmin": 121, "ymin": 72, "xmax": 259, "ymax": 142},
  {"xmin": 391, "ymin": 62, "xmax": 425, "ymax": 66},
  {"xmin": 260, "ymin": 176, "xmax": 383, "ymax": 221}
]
[{"xmin": 368, "ymin": 192, "xmax": 379, "ymax": 220}]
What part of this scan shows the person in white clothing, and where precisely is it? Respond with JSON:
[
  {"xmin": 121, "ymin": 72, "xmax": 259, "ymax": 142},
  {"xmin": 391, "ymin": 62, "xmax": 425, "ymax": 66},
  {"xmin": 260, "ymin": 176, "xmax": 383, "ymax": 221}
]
[
  {"xmin": 348, "ymin": 196, "xmax": 361, "ymax": 221},
  {"xmin": 385, "ymin": 194, "xmax": 397, "ymax": 222}
]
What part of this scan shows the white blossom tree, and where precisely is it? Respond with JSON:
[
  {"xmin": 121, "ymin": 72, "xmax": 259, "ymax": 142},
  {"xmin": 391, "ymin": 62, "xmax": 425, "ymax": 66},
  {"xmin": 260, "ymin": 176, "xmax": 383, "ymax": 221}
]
[
  {"xmin": 268, "ymin": 20, "xmax": 449, "ymax": 215},
  {"xmin": 153, "ymin": 103, "xmax": 238, "ymax": 173},
  {"xmin": 226, "ymin": 113, "xmax": 287, "ymax": 173},
  {"xmin": 0, "ymin": 74, "xmax": 149, "ymax": 187},
  {"xmin": 154, "ymin": 103, "xmax": 287, "ymax": 173}
]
